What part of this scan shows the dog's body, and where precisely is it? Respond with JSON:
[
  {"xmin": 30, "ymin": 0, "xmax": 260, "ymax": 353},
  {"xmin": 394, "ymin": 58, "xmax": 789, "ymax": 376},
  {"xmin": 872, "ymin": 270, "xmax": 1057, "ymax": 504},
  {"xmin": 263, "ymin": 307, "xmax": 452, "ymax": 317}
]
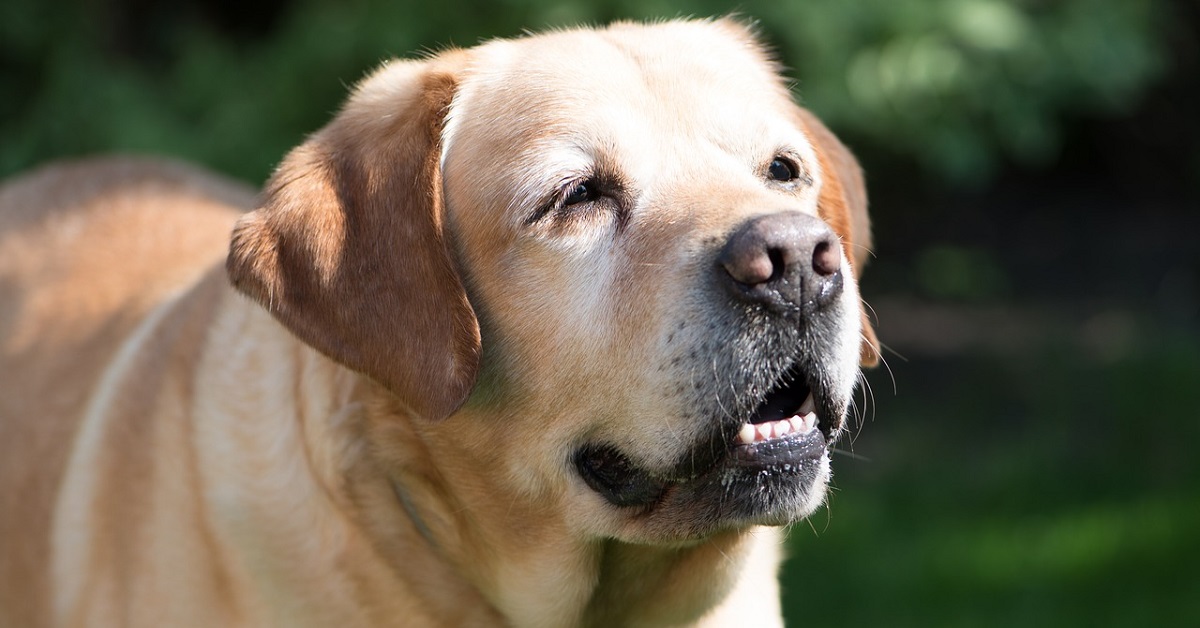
[{"xmin": 0, "ymin": 20, "xmax": 877, "ymax": 627}]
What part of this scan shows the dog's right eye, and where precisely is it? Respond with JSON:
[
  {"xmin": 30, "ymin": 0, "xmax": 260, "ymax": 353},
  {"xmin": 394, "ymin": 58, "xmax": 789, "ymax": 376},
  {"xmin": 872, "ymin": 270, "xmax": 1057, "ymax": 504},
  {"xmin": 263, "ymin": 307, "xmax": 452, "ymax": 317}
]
[
  {"xmin": 526, "ymin": 174, "xmax": 625, "ymax": 227},
  {"xmin": 767, "ymin": 157, "xmax": 799, "ymax": 182},
  {"xmin": 563, "ymin": 180, "xmax": 600, "ymax": 207}
]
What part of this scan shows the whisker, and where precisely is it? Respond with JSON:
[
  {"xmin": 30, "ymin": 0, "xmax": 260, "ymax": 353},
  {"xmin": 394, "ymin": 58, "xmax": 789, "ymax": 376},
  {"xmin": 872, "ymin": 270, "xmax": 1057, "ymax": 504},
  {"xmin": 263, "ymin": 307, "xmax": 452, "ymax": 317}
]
[
  {"xmin": 817, "ymin": 494, "xmax": 833, "ymax": 533},
  {"xmin": 844, "ymin": 241, "xmax": 876, "ymax": 260},
  {"xmin": 865, "ymin": 375, "xmax": 876, "ymax": 424},
  {"xmin": 713, "ymin": 542, "xmax": 737, "ymax": 567},
  {"xmin": 876, "ymin": 350, "xmax": 898, "ymax": 396},
  {"xmin": 861, "ymin": 320, "xmax": 899, "ymax": 397},
  {"xmin": 861, "ymin": 297, "xmax": 881, "ymax": 325},
  {"xmin": 830, "ymin": 447, "xmax": 871, "ymax": 462},
  {"xmin": 856, "ymin": 370, "xmax": 876, "ymax": 442},
  {"xmin": 803, "ymin": 515, "xmax": 820, "ymax": 537}
]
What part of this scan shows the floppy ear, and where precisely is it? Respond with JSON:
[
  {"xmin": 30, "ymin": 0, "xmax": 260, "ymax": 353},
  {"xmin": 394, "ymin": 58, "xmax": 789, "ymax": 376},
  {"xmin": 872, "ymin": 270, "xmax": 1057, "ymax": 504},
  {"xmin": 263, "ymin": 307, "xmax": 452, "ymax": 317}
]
[
  {"xmin": 794, "ymin": 107, "xmax": 881, "ymax": 367},
  {"xmin": 227, "ymin": 51, "xmax": 480, "ymax": 419}
]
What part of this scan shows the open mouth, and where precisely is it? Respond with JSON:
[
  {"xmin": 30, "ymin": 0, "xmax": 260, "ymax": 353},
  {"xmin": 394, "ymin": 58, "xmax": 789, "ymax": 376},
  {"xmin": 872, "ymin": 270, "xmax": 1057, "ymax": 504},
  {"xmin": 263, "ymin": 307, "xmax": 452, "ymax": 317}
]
[
  {"xmin": 737, "ymin": 364, "xmax": 820, "ymax": 445},
  {"xmin": 728, "ymin": 363, "xmax": 831, "ymax": 468}
]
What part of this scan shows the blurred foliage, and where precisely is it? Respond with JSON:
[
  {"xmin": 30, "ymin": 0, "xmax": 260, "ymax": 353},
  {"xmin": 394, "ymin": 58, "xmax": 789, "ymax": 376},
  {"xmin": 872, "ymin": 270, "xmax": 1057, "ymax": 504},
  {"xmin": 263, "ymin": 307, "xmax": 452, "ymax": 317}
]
[
  {"xmin": 770, "ymin": 0, "xmax": 1169, "ymax": 183},
  {"xmin": 0, "ymin": 0, "xmax": 1174, "ymax": 185}
]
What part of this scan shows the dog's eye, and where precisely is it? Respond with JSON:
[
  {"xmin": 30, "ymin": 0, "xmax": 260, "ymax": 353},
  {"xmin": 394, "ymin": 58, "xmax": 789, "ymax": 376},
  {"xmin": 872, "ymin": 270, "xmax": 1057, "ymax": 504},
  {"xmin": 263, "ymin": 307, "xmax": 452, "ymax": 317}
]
[
  {"xmin": 563, "ymin": 180, "xmax": 601, "ymax": 206},
  {"xmin": 767, "ymin": 158, "xmax": 799, "ymax": 182},
  {"xmin": 527, "ymin": 177, "xmax": 613, "ymax": 225}
]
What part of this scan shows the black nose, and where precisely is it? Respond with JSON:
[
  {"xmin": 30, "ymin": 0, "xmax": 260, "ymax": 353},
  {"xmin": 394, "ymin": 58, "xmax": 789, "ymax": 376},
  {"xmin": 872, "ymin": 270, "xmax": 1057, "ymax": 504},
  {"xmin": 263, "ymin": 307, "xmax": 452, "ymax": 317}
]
[{"xmin": 716, "ymin": 212, "xmax": 844, "ymax": 312}]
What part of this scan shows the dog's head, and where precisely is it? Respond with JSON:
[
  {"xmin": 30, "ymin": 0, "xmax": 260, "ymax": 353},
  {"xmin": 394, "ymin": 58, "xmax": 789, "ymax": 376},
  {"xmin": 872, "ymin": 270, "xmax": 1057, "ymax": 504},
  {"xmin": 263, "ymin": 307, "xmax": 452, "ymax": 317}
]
[{"xmin": 228, "ymin": 19, "xmax": 878, "ymax": 544}]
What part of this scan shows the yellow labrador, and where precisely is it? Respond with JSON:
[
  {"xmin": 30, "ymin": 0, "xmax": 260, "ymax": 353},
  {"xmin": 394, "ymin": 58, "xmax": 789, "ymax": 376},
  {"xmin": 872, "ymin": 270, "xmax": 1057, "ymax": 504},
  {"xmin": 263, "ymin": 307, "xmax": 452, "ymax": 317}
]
[{"xmin": 0, "ymin": 19, "xmax": 879, "ymax": 628}]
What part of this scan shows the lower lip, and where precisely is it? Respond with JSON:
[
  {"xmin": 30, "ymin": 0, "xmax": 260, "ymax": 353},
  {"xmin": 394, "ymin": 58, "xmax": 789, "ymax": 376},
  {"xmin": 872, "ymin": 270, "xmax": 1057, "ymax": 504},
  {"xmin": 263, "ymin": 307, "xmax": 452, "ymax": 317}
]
[{"xmin": 729, "ymin": 426, "xmax": 826, "ymax": 467}]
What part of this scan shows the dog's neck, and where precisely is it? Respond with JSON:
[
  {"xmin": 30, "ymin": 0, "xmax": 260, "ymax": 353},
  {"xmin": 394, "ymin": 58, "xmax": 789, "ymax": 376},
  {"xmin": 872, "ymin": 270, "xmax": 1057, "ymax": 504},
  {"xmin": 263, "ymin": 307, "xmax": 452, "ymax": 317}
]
[
  {"xmin": 357, "ymin": 404, "xmax": 785, "ymax": 627},
  {"xmin": 579, "ymin": 531, "xmax": 785, "ymax": 627}
]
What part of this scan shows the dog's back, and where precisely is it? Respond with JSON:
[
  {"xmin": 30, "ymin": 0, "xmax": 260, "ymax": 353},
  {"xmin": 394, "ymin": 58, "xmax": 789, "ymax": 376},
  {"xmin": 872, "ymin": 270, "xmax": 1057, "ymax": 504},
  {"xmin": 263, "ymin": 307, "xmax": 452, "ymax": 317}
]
[{"xmin": 0, "ymin": 157, "xmax": 251, "ymax": 626}]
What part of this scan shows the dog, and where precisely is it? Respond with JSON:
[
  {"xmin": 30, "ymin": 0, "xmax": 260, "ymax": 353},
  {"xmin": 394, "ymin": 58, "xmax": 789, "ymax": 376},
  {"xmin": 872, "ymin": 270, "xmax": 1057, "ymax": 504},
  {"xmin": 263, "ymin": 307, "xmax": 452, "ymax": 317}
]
[{"xmin": 0, "ymin": 18, "xmax": 879, "ymax": 627}]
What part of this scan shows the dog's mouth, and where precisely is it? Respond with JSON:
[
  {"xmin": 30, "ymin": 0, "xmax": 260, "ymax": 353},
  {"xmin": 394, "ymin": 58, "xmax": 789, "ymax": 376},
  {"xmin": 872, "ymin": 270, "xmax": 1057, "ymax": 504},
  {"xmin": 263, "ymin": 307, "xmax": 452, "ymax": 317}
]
[
  {"xmin": 721, "ymin": 360, "xmax": 842, "ymax": 477},
  {"xmin": 738, "ymin": 363, "xmax": 825, "ymax": 446},
  {"xmin": 575, "ymin": 361, "xmax": 842, "ymax": 516}
]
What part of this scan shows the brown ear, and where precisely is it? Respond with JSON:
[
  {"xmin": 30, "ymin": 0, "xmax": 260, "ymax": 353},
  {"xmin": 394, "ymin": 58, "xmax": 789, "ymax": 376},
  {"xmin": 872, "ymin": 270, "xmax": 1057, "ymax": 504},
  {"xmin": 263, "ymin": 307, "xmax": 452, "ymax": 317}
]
[
  {"xmin": 227, "ymin": 51, "xmax": 480, "ymax": 419},
  {"xmin": 794, "ymin": 107, "xmax": 881, "ymax": 367}
]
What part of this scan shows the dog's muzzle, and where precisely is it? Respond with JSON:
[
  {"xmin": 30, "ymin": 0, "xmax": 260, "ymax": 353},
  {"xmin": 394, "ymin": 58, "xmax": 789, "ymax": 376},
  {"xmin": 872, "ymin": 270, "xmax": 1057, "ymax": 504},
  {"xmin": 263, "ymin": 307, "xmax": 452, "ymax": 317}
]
[{"xmin": 575, "ymin": 211, "xmax": 854, "ymax": 524}]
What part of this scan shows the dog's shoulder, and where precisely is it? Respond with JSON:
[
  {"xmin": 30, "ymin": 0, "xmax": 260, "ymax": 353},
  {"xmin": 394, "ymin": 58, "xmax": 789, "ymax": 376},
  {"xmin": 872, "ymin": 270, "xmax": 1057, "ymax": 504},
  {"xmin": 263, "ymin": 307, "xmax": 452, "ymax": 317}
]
[{"xmin": 1, "ymin": 156, "xmax": 252, "ymax": 322}]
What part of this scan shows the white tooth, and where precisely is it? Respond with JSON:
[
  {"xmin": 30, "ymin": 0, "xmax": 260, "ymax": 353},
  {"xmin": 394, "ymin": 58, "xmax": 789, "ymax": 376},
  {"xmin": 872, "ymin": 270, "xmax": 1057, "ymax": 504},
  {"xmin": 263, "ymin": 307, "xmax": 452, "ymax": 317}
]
[
  {"xmin": 804, "ymin": 411, "xmax": 818, "ymax": 432},
  {"xmin": 772, "ymin": 419, "xmax": 790, "ymax": 438},
  {"xmin": 788, "ymin": 416, "xmax": 806, "ymax": 434},
  {"xmin": 756, "ymin": 424, "xmax": 772, "ymax": 441},
  {"xmin": 799, "ymin": 394, "xmax": 815, "ymax": 415},
  {"xmin": 738, "ymin": 423, "xmax": 756, "ymax": 445}
]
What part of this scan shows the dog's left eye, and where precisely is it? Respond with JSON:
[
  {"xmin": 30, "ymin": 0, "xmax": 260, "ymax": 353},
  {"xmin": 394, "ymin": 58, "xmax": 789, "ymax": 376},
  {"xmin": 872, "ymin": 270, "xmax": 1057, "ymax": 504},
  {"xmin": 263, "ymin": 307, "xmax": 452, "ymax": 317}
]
[
  {"xmin": 564, "ymin": 180, "xmax": 601, "ymax": 206},
  {"xmin": 767, "ymin": 157, "xmax": 799, "ymax": 182}
]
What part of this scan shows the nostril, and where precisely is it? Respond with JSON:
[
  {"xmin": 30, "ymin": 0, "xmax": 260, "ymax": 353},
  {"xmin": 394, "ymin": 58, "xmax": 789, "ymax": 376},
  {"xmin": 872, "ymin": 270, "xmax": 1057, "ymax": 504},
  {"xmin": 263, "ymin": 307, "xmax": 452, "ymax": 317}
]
[
  {"xmin": 766, "ymin": 247, "xmax": 786, "ymax": 283},
  {"xmin": 721, "ymin": 250, "xmax": 774, "ymax": 286},
  {"xmin": 812, "ymin": 240, "xmax": 839, "ymax": 277}
]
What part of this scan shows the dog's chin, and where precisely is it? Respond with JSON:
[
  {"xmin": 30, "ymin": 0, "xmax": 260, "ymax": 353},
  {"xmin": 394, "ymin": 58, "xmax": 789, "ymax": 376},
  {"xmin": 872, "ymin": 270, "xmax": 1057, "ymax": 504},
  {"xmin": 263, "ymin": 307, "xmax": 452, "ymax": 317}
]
[{"xmin": 657, "ymin": 425, "xmax": 835, "ymax": 534}]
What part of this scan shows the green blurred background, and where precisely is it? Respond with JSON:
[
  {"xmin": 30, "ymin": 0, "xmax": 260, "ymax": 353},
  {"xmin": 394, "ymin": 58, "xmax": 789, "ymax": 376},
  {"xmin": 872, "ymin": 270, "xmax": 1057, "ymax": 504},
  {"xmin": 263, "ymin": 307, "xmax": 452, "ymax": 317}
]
[{"xmin": 3, "ymin": 0, "xmax": 1197, "ymax": 625}]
